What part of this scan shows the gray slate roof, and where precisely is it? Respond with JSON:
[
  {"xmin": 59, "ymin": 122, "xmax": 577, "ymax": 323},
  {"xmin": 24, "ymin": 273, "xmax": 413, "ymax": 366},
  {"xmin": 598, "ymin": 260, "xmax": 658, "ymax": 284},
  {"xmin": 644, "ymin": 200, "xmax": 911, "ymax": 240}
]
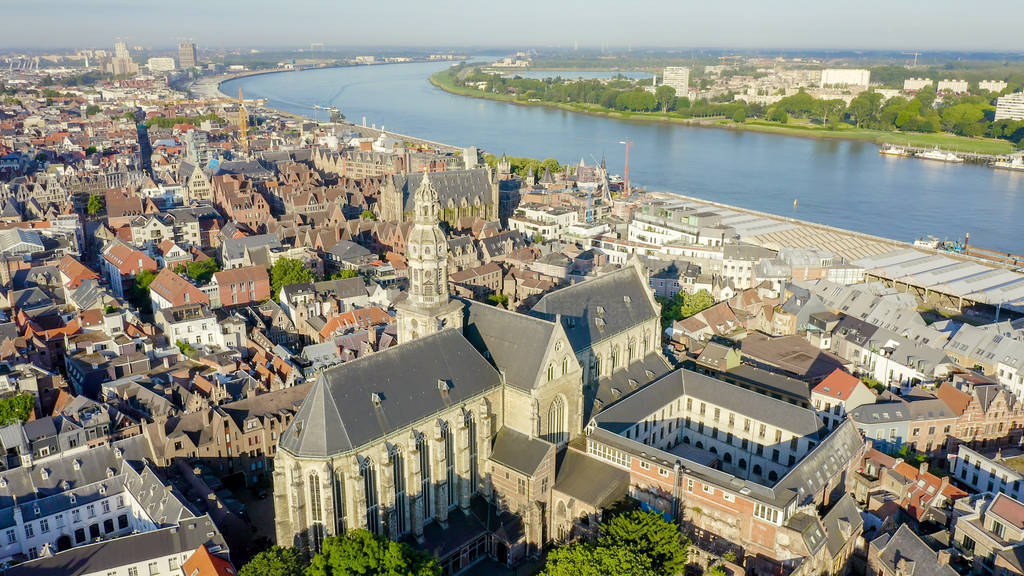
[
  {"xmin": 553, "ymin": 449, "xmax": 630, "ymax": 508},
  {"xmin": 489, "ymin": 427, "xmax": 553, "ymax": 475},
  {"xmin": 822, "ymin": 493, "xmax": 863, "ymax": 557},
  {"xmin": 6, "ymin": 514, "xmax": 225, "ymax": 576},
  {"xmin": 531, "ymin": 266, "xmax": 658, "ymax": 353},
  {"xmin": 392, "ymin": 169, "xmax": 492, "ymax": 213},
  {"xmin": 280, "ymin": 329, "xmax": 502, "ymax": 458},
  {"xmin": 593, "ymin": 368, "xmax": 823, "ymax": 437},
  {"xmin": 870, "ymin": 524, "xmax": 957, "ymax": 576},
  {"xmin": 462, "ymin": 300, "xmax": 559, "ymax": 391}
]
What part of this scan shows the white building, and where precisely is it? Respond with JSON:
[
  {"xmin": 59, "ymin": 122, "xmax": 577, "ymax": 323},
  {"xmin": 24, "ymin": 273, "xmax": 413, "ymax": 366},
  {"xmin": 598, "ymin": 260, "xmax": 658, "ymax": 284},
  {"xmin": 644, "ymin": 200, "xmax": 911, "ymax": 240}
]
[
  {"xmin": 950, "ymin": 445, "xmax": 1024, "ymax": 501},
  {"xmin": 820, "ymin": 69, "xmax": 870, "ymax": 88},
  {"xmin": 995, "ymin": 92, "xmax": 1024, "ymax": 121},
  {"xmin": 508, "ymin": 204, "xmax": 579, "ymax": 241},
  {"xmin": 663, "ymin": 67, "xmax": 690, "ymax": 94},
  {"xmin": 903, "ymin": 78, "xmax": 933, "ymax": 91},
  {"xmin": 980, "ymin": 80, "xmax": 1008, "ymax": 93},
  {"xmin": 937, "ymin": 79, "xmax": 970, "ymax": 94},
  {"xmin": 146, "ymin": 57, "xmax": 176, "ymax": 73}
]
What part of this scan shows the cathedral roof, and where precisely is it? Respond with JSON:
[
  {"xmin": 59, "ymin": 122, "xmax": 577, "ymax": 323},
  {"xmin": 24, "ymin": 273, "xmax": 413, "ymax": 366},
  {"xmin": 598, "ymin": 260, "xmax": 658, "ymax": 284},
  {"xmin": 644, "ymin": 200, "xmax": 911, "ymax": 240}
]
[
  {"xmin": 279, "ymin": 329, "xmax": 501, "ymax": 458},
  {"xmin": 391, "ymin": 169, "xmax": 491, "ymax": 213},
  {"xmin": 530, "ymin": 265, "xmax": 658, "ymax": 353},
  {"xmin": 462, "ymin": 300, "xmax": 561, "ymax": 392}
]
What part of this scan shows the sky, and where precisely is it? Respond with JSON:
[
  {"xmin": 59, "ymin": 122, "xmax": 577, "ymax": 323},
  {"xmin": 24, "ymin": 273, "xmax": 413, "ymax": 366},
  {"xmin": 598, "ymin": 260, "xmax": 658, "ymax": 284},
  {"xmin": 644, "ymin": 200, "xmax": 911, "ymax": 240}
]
[{"xmin": 2, "ymin": 0, "xmax": 1023, "ymax": 52}]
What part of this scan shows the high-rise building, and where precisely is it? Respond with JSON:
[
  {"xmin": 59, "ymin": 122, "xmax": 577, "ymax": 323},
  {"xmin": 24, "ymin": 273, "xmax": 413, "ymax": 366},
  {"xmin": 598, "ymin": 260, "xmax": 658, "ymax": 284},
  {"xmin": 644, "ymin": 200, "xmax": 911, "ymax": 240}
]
[
  {"xmin": 178, "ymin": 42, "xmax": 197, "ymax": 69},
  {"xmin": 662, "ymin": 67, "xmax": 690, "ymax": 95},
  {"xmin": 820, "ymin": 69, "xmax": 871, "ymax": 88},
  {"xmin": 995, "ymin": 92, "xmax": 1024, "ymax": 121},
  {"xmin": 114, "ymin": 40, "xmax": 130, "ymax": 60},
  {"xmin": 106, "ymin": 40, "xmax": 139, "ymax": 75}
]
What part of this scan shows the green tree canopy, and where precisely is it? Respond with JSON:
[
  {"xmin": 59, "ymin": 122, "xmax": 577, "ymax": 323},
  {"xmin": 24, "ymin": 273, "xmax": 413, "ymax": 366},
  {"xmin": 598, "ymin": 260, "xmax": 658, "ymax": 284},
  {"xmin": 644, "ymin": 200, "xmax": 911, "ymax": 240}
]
[
  {"xmin": 85, "ymin": 104, "xmax": 102, "ymax": 116},
  {"xmin": 239, "ymin": 545, "xmax": 305, "ymax": 576},
  {"xmin": 600, "ymin": 510, "xmax": 689, "ymax": 575},
  {"xmin": 541, "ymin": 544, "xmax": 657, "ymax": 576},
  {"xmin": 128, "ymin": 268, "xmax": 158, "ymax": 313},
  {"xmin": 360, "ymin": 209, "xmax": 377, "ymax": 221},
  {"xmin": 654, "ymin": 85, "xmax": 677, "ymax": 112},
  {"xmin": 330, "ymin": 269, "xmax": 359, "ymax": 280},
  {"xmin": 86, "ymin": 194, "xmax": 104, "ymax": 215},
  {"xmin": 305, "ymin": 530, "xmax": 440, "ymax": 576},
  {"xmin": 0, "ymin": 393, "xmax": 35, "ymax": 426},
  {"xmin": 270, "ymin": 258, "xmax": 315, "ymax": 300},
  {"xmin": 176, "ymin": 258, "xmax": 221, "ymax": 283},
  {"xmin": 658, "ymin": 289, "xmax": 716, "ymax": 329}
]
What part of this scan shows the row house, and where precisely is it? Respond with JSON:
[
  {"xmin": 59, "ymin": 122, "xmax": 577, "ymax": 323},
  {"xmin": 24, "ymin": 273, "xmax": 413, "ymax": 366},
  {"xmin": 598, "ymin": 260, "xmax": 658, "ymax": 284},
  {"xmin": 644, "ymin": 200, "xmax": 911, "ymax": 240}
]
[
  {"xmin": 101, "ymin": 240, "xmax": 157, "ymax": 299},
  {"xmin": 951, "ymin": 445, "xmax": 1024, "ymax": 506},
  {"xmin": 810, "ymin": 369, "xmax": 877, "ymax": 431},
  {"xmin": 945, "ymin": 324, "xmax": 1024, "ymax": 399},
  {"xmin": 952, "ymin": 492, "xmax": 1024, "ymax": 576},
  {"xmin": 148, "ymin": 268, "xmax": 210, "ymax": 314},
  {"xmin": 937, "ymin": 382, "xmax": 1024, "ymax": 454},
  {"xmin": 832, "ymin": 315, "xmax": 956, "ymax": 390},
  {"xmin": 211, "ymin": 266, "xmax": 271, "ymax": 308},
  {"xmin": 212, "ymin": 175, "xmax": 272, "ymax": 232},
  {"xmin": 449, "ymin": 262, "xmax": 503, "ymax": 300}
]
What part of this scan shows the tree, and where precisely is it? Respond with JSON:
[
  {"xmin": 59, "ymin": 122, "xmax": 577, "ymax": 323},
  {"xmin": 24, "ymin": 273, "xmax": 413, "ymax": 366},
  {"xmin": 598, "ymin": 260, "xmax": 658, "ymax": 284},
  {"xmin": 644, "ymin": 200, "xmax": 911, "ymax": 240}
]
[
  {"xmin": 176, "ymin": 258, "xmax": 220, "ymax": 283},
  {"xmin": 270, "ymin": 258, "xmax": 315, "ymax": 300},
  {"xmin": 85, "ymin": 104, "xmax": 101, "ymax": 116},
  {"xmin": 600, "ymin": 510, "xmax": 688, "ymax": 576},
  {"xmin": 0, "ymin": 393, "xmax": 35, "ymax": 426},
  {"xmin": 85, "ymin": 146, "xmax": 98, "ymax": 156},
  {"xmin": 541, "ymin": 544, "xmax": 657, "ymax": 576},
  {"xmin": 176, "ymin": 340, "xmax": 197, "ymax": 358},
  {"xmin": 238, "ymin": 545, "xmax": 305, "ymax": 576},
  {"xmin": 658, "ymin": 289, "xmax": 716, "ymax": 329},
  {"xmin": 488, "ymin": 293, "xmax": 509, "ymax": 308},
  {"xmin": 732, "ymin": 108, "xmax": 747, "ymax": 123},
  {"xmin": 330, "ymin": 269, "xmax": 359, "ymax": 280},
  {"xmin": 766, "ymin": 107, "xmax": 788, "ymax": 123},
  {"xmin": 128, "ymin": 269, "xmax": 158, "ymax": 313},
  {"xmin": 87, "ymin": 194, "xmax": 104, "ymax": 215},
  {"xmin": 360, "ymin": 209, "xmax": 377, "ymax": 221},
  {"xmin": 306, "ymin": 530, "xmax": 439, "ymax": 576},
  {"xmin": 655, "ymin": 85, "xmax": 677, "ymax": 112},
  {"xmin": 532, "ymin": 233, "xmax": 546, "ymax": 244}
]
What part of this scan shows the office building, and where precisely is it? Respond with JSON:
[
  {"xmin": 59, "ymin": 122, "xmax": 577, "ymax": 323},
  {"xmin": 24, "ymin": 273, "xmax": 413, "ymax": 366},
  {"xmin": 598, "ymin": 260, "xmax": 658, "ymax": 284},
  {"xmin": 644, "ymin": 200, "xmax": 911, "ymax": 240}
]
[
  {"xmin": 662, "ymin": 67, "xmax": 690, "ymax": 94},
  {"xmin": 178, "ymin": 42, "xmax": 197, "ymax": 69}
]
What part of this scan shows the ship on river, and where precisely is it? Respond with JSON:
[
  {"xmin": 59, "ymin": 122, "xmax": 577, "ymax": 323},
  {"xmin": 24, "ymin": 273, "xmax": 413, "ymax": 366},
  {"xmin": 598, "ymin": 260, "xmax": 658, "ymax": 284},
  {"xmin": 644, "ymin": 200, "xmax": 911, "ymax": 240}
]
[
  {"xmin": 991, "ymin": 154, "xmax": 1024, "ymax": 172},
  {"xmin": 915, "ymin": 148, "xmax": 964, "ymax": 163}
]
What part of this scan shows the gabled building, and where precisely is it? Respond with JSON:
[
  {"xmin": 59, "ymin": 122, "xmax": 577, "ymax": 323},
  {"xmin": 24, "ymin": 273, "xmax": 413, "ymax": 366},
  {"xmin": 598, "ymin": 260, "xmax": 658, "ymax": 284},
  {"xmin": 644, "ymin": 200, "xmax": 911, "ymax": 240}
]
[{"xmin": 101, "ymin": 240, "xmax": 157, "ymax": 299}]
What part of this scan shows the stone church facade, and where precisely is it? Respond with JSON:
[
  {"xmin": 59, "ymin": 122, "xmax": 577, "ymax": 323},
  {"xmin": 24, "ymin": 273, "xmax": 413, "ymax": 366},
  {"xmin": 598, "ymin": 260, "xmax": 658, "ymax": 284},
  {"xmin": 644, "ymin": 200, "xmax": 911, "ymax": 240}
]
[
  {"xmin": 274, "ymin": 175, "xmax": 663, "ymax": 569},
  {"xmin": 378, "ymin": 168, "xmax": 499, "ymax": 225}
]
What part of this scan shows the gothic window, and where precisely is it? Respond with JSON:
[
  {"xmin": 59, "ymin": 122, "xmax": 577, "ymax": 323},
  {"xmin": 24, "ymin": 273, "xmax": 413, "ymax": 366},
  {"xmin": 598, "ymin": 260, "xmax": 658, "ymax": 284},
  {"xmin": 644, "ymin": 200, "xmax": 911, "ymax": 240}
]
[
  {"xmin": 333, "ymin": 469, "xmax": 346, "ymax": 534},
  {"xmin": 465, "ymin": 412, "xmax": 478, "ymax": 492},
  {"xmin": 308, "ymin": 472, "xmax": 324, "ymax": 553},
  {"xmin": 643, "ymin": 332, "xmax": 650, "ymax": 356},
  {"xmin": 548, "ymin": 396, "xmax": 567, "ymax": 444},
  {"xmin": 592, "ymin": 355, "xmax": 602, "ymax": 384},
  {"xmin": 611, "ymin": 345, "xmax": 619, "ymax": 370},
  {"xmin": 547, "ymin": 364, "xmax": 554, "ymax": 382},
  {"xmin": 391, "ymin": 447, "xmax": 407, "ymax": 535},
  {"xmin": 562, "ymin": 357, "xmax": 569, "ymax": 376},
  {"xmin": 442, "ymin": 423, "xmax": 456, "ymax": 508},
  {"xmin": 361, "ymin": 458, "xmax": 379, "ymax": 534},
  {"xmin": 417, "ymin": 434, "xmax": 432, "ymax": 521},
  {"xmin": 627, "ymin": 339, "xmax": 636, "ymax": 362}
]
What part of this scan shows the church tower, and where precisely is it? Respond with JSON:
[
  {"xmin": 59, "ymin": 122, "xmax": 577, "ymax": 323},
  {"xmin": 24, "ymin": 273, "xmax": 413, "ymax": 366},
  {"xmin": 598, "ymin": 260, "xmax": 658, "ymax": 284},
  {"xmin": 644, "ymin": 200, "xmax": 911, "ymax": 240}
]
[{"xmin": 396, "ymin": 172, "xmax": 464, "ymax": 343}]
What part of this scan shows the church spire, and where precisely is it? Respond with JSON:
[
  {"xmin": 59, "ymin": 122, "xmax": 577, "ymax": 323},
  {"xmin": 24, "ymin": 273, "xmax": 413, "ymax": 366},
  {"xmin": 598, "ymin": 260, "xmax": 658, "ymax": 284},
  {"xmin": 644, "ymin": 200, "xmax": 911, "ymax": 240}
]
[{"xmin": 395, "ymin": 170, "xmax": 464, "ymax": 344}]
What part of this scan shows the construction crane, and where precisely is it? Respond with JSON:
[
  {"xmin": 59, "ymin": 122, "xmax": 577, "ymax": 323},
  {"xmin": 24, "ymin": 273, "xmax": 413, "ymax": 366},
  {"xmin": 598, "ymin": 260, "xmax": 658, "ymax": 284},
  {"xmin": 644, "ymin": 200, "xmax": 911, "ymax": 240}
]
[
  {"xmin": 238, "ymin": 87, "xmax": 249, "ymax": 157},
  {"xmin": 902, "ymin": 51, "xmax": 922, "ymax": 67}
]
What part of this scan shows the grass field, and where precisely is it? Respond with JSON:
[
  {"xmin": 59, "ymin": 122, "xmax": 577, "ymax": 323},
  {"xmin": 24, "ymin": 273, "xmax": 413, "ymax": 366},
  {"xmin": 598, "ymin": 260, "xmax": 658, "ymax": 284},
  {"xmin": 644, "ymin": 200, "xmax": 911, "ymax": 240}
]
[{"xmin": 430, "ymin": 71, "xmax": 1018, "ymax": 156}]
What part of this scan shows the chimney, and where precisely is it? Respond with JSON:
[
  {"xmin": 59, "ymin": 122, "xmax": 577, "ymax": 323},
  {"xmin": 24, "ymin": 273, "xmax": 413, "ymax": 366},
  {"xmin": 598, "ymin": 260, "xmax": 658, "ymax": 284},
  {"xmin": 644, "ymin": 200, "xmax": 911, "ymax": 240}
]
[
  {"xmin": 937, "ymin": 549, "xmax": 952, "ymax": 566},
  {"xmin": 919, "ymin": 461, "xmax": 929, "ymax": 476}
]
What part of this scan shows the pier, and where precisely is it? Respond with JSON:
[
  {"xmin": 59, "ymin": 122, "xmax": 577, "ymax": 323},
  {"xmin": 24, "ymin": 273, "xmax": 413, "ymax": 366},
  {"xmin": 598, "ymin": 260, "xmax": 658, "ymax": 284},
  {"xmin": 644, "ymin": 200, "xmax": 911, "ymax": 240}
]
[{"xmin": 881, "ymin": 143, "xmax": 1008, "ymax": 165}]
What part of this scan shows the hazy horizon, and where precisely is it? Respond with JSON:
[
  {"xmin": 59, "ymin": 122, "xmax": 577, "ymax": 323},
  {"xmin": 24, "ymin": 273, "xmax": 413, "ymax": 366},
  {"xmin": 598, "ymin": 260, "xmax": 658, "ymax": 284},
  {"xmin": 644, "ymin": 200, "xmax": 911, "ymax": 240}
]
[{"xmin": 3, "ymin": 0, "xmax": 1024, "ymax": 52}]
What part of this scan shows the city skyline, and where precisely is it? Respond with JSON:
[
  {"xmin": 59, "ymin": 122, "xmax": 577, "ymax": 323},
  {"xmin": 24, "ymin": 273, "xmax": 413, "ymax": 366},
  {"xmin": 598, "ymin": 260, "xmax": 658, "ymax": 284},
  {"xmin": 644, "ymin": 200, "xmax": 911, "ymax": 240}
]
[{"xmin": 3, "ymin": 0, "xmax": 1024, "ymax": 51}]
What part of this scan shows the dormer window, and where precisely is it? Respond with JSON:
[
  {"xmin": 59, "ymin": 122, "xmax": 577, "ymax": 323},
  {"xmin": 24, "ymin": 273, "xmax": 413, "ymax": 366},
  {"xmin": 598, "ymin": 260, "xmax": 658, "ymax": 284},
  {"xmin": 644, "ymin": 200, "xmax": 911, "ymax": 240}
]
[{"xmin": 371, "ymin": 393, "xmax": 383, "ymax": 407}]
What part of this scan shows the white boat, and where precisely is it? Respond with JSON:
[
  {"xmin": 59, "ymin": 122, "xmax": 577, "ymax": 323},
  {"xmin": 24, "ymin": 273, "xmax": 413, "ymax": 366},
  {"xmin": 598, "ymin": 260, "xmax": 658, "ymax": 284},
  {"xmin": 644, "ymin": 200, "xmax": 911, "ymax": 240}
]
[
  {"xmin": 992, "ymin": 155, "xmax": 1024, "ymax": 171},
  {"xmin": 915, "ymin": 148, "xmax": 964, "ymax": 163},
  {"xmin": 879, "ymin": 144, "xmax": 910, "ymax": 157},
  {"xmin": 913, "ymin": 236, "xmax": 941, "ymax": 249}
]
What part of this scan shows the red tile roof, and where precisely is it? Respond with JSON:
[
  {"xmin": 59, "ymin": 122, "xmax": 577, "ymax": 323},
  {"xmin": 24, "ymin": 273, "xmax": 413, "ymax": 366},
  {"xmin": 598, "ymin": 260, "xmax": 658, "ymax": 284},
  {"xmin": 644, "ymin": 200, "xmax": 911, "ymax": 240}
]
[
  {"xmin": 103, "ymin": 242, "xmax": 157, "ymax": 276},
  {"xmin": 58, "ymin": 255, "xmax": 99, "ymax": 289},
  {"xmin": 182, "ymin": 544, "xmax": 237, "ymax": 576},
  {"xmin": 149, "ymin": 268, "xmax": 209, "ymax": 308},
  {"xmin": 936, "ymin": 383, "xmax": 971, "ymax": 416},
  {"xmin": 812, "ymin": 369, "xmax": 863, "ymax": 401},
  {"xmin": 990, "ymin": 493, "xmax": 1024, "ymax": 530}
]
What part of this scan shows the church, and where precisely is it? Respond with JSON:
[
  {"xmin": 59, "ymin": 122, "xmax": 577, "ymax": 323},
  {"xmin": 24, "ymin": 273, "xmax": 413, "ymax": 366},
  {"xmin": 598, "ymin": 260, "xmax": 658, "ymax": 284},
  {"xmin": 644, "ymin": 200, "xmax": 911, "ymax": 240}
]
[
  {"xmin": 377, "ymin": 168, "xmax": 500, "ymax": 225},
  {"xmin": 273, "ymin": 172, "xmax": 667, "ymax": 569}
]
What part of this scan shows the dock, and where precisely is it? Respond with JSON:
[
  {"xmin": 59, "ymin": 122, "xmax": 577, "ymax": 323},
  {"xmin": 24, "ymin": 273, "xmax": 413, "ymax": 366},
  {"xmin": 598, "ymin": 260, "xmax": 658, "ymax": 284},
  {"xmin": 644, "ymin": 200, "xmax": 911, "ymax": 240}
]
[{"xmin": 881, "ymin": 143, "xmax": 1008, "ymax": 165}]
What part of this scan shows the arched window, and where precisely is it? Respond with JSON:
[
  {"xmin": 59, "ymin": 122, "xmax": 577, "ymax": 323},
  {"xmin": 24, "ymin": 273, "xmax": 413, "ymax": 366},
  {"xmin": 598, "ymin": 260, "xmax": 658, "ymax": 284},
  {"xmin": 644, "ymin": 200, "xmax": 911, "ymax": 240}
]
[
  {"xmin": 723, "ymin": 452, "xmax": 733, "ymax": 464},
  {"xmin": 308, "ymin": 472, "xmax": 324, "ymax": 552},
  {"xmin": 695, "ymin": 441, "xmax": 704, "ymax": 449},
  {"xmin": 547, "ymin": 396, "xmax": 567, "ymax": 444},
  {"xmin": 592, "ymin": 355, "xmax": 602, "ymax": 384},
  {"xmin": 738, "ymin": 458, "xmax": 747, "ymax": 469},
  {"xmin": 562, "ymin": 357, "xmax": 569, "ymax": 376},
  {"xmin": 361, "ymin": 458, "xmax": 379, "ymax": 534},
  {"xmin": 465, "ymin": 412, "xmax": 477, "ymax": 492},
  {"xmin": 442, "ymin": 423, "xmax": 456, "ymax": 508},
  {"xmin": 333, "ymin": 469, "xmax": 346, "ymax": 534},
  {"xmin": 752, "ymin": 464, "xmax": 762, "ymax": 476},
  {"xmin": 682, "ymin": 436, "xmax": 691, "ymax": 444},
  {"xmin": 627, "ymin": 339, "xmax": 636, "ymax": 362},
  {"xmin": 547, "ymin": 364, "xmax": 554, "ymax": 382},
  {"xmin": 768, "ymin": 470, "xmax": 778, "ymax": 482},
  {"xmin": 391, "ymin": 447, "xmax": 407, "ymax": 535},
  {"xmin": 417, "ymin": 434, "xmax": 432, "ymax": 521},
  {"xmin": 611, "ymin": 346, "xmax": 619, "ymax": 370},
  {"xmin": 710, "ymin": 446, "xmax": 718, "ymax": 454},
  {"xmin": 642, "ymin": 333, "xmax": 650, "ymax": 356}
]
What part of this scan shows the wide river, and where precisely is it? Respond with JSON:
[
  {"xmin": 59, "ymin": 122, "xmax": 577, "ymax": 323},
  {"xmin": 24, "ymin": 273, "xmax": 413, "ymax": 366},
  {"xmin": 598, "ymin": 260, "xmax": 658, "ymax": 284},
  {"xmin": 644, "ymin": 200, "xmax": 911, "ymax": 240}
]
[{"xmin": 223, "ymin": 62, "xmax": 1024, "ymax": 254}]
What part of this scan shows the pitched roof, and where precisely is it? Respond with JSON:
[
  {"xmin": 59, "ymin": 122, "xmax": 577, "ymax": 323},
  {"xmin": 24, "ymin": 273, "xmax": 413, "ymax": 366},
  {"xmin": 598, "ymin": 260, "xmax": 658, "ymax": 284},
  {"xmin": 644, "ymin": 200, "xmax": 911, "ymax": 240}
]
[
  {"xmin": 812, "ymin": 369, "xmax": 863, "ymax": 401},
  {"xmin": 990, "ymin": 492, "xmax": 1024, "ymax": 531},
  {"xmin": 103, "ymin": 240, "xmax": 157, "ymax": 276},
  {"xmin": 489, "ymin": 426, "xmax": 554, "ymax": 475},
  {"xmin": 182, "ymin": 544, "xmax": 238, "ymax": 576},
  {"xmin": 530, "ymin": 265, "xmax": 658, "ymax": 353},
  {"xmin": 391, "ymin": 169, "xmax": 492, "ymax": 213},
  {"xmin": 463, "ymin": 300, "xmax": 560, "ymax": 391},
  {"xmin": 279, "ymin": 329, "xmax": 502, "ymax": 458},
  {"xmin": 213, "ymin": 265, "xmax": 269, "ymax": 287},
  {"xmin": 149, "ymin": 268, "xmax": 209, "ymax": 307},
  {"xmin": 871, "ymin": 524, "xmax": 957, "ymax": 576}
]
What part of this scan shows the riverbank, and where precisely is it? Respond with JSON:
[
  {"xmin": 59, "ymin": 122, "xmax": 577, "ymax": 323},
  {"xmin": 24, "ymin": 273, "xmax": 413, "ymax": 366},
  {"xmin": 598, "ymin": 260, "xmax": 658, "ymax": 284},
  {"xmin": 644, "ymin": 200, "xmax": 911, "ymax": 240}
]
[{"xmin": 429, "ymin": 71, "xmax": 1016, "ymax": 156}]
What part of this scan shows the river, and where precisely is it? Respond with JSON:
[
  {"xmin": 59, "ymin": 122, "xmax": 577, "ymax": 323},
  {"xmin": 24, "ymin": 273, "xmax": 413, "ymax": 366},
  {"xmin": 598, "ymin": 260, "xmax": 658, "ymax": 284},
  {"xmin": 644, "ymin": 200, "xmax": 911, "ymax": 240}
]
[{"xmin": 222, "ymin": 61, "xmax": 1024, "ymax": 255}]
